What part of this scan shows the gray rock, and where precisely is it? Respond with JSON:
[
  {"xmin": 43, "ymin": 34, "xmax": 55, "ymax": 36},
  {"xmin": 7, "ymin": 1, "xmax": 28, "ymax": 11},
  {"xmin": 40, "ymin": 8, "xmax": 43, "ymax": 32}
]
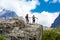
[{"xmin": 0, "ymin": 18, "xmax": 43, "ymax": 40}]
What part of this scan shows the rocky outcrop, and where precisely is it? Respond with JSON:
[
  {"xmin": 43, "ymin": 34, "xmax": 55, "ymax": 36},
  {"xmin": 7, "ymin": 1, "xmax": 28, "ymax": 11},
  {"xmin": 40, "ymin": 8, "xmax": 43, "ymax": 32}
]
[{"xmin": 0, "ymin": 18, "xmax": 43, "ymax": 40}]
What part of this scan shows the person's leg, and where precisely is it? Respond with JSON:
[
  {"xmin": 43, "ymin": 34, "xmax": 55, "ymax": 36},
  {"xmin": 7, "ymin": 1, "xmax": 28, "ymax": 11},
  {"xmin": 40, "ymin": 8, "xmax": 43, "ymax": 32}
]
[
  {"xmin": 33, "ymin": 20, "xmax": 35, "ymax": 23},
  {"xmin": 26, "ymin": 18, "xmax": 29, "ymax": 23},
  {"xmin": 27, "ymin": 19, "xmax": 29, "ymax": 23}
]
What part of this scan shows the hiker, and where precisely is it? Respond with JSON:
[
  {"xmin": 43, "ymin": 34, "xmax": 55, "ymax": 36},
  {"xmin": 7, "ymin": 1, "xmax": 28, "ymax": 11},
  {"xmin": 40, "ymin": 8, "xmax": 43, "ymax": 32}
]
[
  {"xmin": 32, "ymin": 15, "xmax": 38, "ymax": 23},
  {"xmin": 25, "ymin": 14, "xmax": 29, "ymax": 23}
]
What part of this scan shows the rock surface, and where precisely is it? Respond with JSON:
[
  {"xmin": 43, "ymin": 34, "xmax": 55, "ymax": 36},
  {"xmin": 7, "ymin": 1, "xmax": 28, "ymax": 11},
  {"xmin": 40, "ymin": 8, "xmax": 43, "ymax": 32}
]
[{"xmin": 0, "ymin": 18, "xmax": 43, "ymax": 40}]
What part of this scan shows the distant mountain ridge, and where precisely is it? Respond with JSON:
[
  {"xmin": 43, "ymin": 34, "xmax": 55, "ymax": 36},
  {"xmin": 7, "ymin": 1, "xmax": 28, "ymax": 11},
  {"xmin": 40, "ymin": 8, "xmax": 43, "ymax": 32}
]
[
  {"xmin": 51, "ymin": 14, "xmax": 60, "ymax": 28},
  {"xmin": 0, "ymin": 9, "xmax": 18, "ymax": 19}
]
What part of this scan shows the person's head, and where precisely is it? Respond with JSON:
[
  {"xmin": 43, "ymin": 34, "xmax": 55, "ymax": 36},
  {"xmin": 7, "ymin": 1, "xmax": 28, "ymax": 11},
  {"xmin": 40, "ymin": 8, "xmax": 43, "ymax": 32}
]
[
  {"xmin": 33, "ymin": 15, "xmax": 35, "ymax": 17},
  {"xmin": 26, "ymin": 13, "xmax": 28, "ymax": 16}
]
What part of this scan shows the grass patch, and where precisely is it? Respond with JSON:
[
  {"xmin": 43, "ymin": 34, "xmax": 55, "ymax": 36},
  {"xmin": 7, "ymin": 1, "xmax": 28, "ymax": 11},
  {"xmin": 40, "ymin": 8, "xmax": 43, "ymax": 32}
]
[
  {"xmin": 0, "ymin": 35, "xmax": 6, "ymax": 40},
  {"xmin": 42, "ymin": 27, "xmax": 60, "ymax": 40}
]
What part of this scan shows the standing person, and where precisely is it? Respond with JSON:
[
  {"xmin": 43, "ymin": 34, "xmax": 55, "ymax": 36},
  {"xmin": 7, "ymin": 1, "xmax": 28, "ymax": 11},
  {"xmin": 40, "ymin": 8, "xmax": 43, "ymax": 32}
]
[
  {"xmin": 32, "ymin": 15, "xmax": 38, "ymax": 23},
  {"xmin": 25, "ymin": 14, "xmax": 29, "ymax": 23}
]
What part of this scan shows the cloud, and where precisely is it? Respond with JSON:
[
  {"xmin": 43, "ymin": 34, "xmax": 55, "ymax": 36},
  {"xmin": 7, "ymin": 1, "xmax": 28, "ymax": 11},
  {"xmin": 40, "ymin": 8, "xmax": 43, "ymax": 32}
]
[
  {"xmin": 32, "ymin": 12, "xmax": 59, "ymax": 27},
  {"xmin": 0, "ymin": 0, "xmax": 40, "ymax": 16},
  {"xmin": 58, "ymin": 0, "xmax": 60, "ymax": 2},
  {"xmin": 44, "ymin": 0, "xmax": 49, "ymax": 2},
  {"xmin": 52, "ymin": 0, "xmax": 58, "ymax": 3},
  {"xmin": 50, "ymin": 0, "xmax": 60, "ymax": 3}
]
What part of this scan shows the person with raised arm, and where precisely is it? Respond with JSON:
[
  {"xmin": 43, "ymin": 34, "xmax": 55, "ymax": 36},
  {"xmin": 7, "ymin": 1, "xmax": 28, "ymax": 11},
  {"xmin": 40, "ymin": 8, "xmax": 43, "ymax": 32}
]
[{"xmin": 32, "ymin": 15, "xmax": 38, "ymax": 23}]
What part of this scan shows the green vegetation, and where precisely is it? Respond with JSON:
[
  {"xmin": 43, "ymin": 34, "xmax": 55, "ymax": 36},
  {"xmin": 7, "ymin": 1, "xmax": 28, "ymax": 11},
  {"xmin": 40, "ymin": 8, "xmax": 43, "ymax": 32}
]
[
  {"xmin": 0, "ymin": 35, "xmax": 6, "ymax": 40},
  {"xmin": 42, "ymin": 27, "xmax": 60, "ymax": 40}
]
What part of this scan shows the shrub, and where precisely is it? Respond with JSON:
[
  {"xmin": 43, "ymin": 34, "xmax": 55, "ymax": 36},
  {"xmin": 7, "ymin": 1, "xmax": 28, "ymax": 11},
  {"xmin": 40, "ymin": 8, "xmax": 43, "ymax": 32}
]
[
  {"xmin": 0, "ymin": 35, "xmax": 6, "ymax": 40},
  {"xmin": 42, "ymin": 27, "xmax": 60, "ymax": 40}
]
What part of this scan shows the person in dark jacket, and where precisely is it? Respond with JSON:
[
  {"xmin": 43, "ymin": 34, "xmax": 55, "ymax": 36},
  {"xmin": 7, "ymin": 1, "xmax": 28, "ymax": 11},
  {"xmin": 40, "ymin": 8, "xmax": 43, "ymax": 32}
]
[
  {"xmin": 25, "ymin": 14, "xmax": 29, "ymax": 23},
  {"xmin": 32, "ymin": 15, "xmax": 38, "ymax": 23}
]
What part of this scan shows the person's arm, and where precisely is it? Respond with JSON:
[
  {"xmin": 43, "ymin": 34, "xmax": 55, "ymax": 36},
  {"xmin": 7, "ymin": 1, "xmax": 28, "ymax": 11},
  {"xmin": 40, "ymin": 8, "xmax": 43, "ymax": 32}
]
[
  {"xmin": 29, "ymin": 17, "xmax": 31, "ymax": 18},
  {"xmin": 35, "ymin": 17, "xmax": 38, "ymax": 19}
]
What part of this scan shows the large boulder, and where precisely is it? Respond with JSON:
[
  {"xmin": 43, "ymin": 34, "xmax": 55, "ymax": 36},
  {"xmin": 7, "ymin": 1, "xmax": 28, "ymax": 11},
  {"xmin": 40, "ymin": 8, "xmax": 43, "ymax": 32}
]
[
  {"xmin": 0, "ymin": 18, "xmax": 43, "ymax": 40},
  {"xmin": 6, "ymin": 23, "xmax": 43, "ymax": 40}
]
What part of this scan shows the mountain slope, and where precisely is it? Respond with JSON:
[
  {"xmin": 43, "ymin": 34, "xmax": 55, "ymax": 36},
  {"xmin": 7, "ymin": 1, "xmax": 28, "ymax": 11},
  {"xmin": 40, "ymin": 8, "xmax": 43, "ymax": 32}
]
[
  {"xmin": 0, "ymin": 9, "xmax": 18, "ymax": 19},
  {"xmin": 51, "ymin": 14, "xmax": 60, "ymax": 28}
]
